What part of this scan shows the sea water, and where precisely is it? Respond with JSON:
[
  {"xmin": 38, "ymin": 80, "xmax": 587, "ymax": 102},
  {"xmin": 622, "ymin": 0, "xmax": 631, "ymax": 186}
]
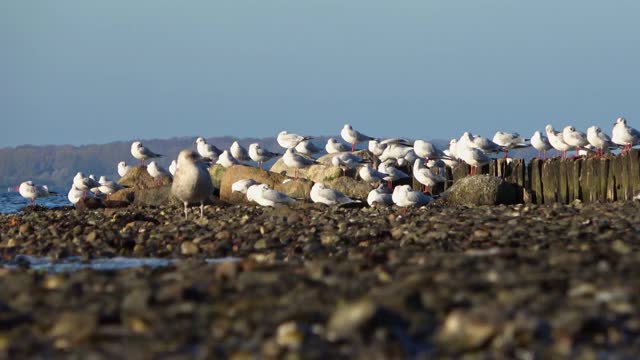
[{"xmin": 0, "ymin": 191, "xmax": 71, "ymax": 214}]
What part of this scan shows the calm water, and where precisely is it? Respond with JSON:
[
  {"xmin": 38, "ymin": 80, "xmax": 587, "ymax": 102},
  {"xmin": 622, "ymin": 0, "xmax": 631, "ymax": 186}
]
[{"xmin": 0, "ymin": 191, "xmax": 71, "ymax": 214}]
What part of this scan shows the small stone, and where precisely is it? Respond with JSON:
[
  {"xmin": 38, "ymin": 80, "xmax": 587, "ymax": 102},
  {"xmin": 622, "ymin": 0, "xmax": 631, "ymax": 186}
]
[
  {"xmin": 437, "ymin": 309, "xmax": 499, "ymax": 352},
  {"xmin": 391, "ymin": 227, "xmax": 404, "ymax": 239},
  {"xmin": 612, "ymin": 240, "xmax": 631, "ymax": 254},
  {"xmin": 473, "ymin": 229, "xmax": 490, "ymax": 239},
  {"xmin": 216, "ymin": 231, "xmax": 231, "ymax": 241},
  {"xmin": 86, "ymin": 231, "xmax": 97, "ymax": 242},
  {"xmin": 180, "ymin": 241, "xmax": 199, "ymax": 255},
  {"xmin": 19, "ymin": 223, "xmax": 32, "ymax": 234},
  {"xmin": 320, "ymin": 234, "xmax": 340, "ymax": 245},
  {"xmin": 276, "ymin": 321, "xmax": 304, "ymax": 349},
  {"xmin": 254, "ymin": 239, "xmax": 267, "ymax": 250}
]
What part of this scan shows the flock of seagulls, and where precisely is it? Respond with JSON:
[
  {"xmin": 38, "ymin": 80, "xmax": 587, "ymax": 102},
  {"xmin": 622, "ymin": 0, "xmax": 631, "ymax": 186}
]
[{"xmin": 15, "ymin": 117, "xmax": 640, "ymax": 217}]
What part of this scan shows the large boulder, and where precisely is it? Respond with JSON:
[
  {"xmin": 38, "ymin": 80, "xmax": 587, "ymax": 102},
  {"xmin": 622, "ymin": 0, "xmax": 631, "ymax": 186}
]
[
  {"xmin": 438, "ymin": 175, "xmax": 518, "ymax": 206},
  {"xmin": 209, "ymin": 164, "xmax": 227, "ymax": 189},
  {"xmin": 270, "ymin": 150, "xmax": 376, "ymax": 181},
  {"xmin": 219, "ymin": 165, "xmax": 312, "ymax": 203},
  {"xmin": 118, "ymin": 166, "xmax": 171, "ymax": 190}
]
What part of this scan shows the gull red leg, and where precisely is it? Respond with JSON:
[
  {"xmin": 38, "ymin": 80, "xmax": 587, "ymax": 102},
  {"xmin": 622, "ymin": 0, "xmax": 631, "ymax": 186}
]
[{"xmin": 351, "ymin": 143, "xmax": 355, "ymax": 152}]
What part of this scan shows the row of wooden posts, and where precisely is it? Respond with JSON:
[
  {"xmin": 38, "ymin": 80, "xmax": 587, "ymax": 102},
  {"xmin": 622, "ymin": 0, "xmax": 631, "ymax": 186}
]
[{"xmin": 428, "ymin": 150, "xmax": 640, "ymax": 204}]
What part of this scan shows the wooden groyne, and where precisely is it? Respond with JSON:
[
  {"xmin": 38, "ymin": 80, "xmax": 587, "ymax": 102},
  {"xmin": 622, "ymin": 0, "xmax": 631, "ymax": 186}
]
[{"xmin": 439, "ymin": 150, "xmax": 640, "ymax": 204}]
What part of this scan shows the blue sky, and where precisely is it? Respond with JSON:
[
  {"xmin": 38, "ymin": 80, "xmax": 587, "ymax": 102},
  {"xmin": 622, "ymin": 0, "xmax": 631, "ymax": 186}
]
[{"xmin": 2, "ymin": 1, "xmax": 639, "ymax": 146}]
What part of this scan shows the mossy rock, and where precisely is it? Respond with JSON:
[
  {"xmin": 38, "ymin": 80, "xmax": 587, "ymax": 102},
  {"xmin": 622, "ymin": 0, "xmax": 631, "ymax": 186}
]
[
  {"xmin": 118, "ymin": 166, "xmax": 171, "ymax": 190},
  {"xmin": 438, "ymin": 175, "xmax": 518, "ymax": 206}
]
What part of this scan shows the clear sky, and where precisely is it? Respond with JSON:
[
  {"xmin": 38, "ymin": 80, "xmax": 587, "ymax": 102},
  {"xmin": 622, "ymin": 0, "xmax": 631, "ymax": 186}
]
[{"xmin": 2, "ymin": 1, "xmax": 639, "ymax": 146}]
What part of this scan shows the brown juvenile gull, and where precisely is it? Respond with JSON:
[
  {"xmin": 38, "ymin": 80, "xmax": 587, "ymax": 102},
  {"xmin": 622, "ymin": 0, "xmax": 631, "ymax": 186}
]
[{"xmin": 172, "ymin": 150, "xmax": 215, "ymax": 219}]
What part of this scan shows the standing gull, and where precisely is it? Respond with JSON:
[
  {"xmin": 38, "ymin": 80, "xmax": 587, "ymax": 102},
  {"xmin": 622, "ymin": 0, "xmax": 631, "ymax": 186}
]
[
  {"xmin": 326, "ymin": 138, "xmax": 349, "ymax": 154},
  {"xmin": 378, "ymin": 159, "xmax": 410, "ymax": 189},
  {"xmin": 19, "ymin": 181, "xmax": 55, "ymax": 205},
  {"xmin": 295, "ymin": 139, "xmax": 321, "ymax": 156},
  {"xmin": 248, "ymin": 143, "xmax": 280, "ymax": 169},
  {"xmin": 492, "ymin": 131, "xmax": 528, "ymax": 158},
  {"xmin": 195, "ymin": 137, "xmax": 222, "ymax": 162},
  {"xmin": 414, "ymin": 140, "xmax": 447, "ymax": 161},
  {"xmin": 612, "ymin": 117, "xmax": 640, "ymax": 155},
  {"xmin": 216, "ymin": 150, "xmax": 240, "ymax": 168},
  {"xmin": 562, "ymin": 126, "xmax": 588, "ymax": 157},
  {"xmin": 586, "ymin": 126, "xmax": 613, "ymax": 158},
  {"xmin": 413, "ymin": 159, "xmax": 445, "ymax": 194},
  {"xmin": 277, "ymin": 131, "xmax": 312, "ymax": 149},
  {"xmin": 545, "ymin": 125, "xmax": 571, "ymax": 159},
  {"xmin": 131, "ymin": 141, "xmax": 163, "ymax": 165},
  {"xmin": 283, "ymin": 148, "xmax": 317, "ymax": 179},
  {"xmin": 341, "ymin": 124, "xmax": 374, "ymax": 152},
  {"xmin": 172, "ymin": 150, "xmax": 215, "ymax": 219},
  {"xmin": 68, "ymin": 184, "xmax": 95, "ymax": 206},
  {"xmin": 531, "ymin": 131, "xmax": 552, "ymax": 160},
  {"xmin": 458, "ymin": 147, "xmax": 491, "ymax": 176},
  {"xmin": 358, "ymin": 164, "xmax": 387, "ymax": 184},
  {"xmin": 73, "ymin": 172, "xmax": 100, "ymax": 194},
  {"xmin": 230, "ymin": 141, "xmax": 250, "ymax": 162}
]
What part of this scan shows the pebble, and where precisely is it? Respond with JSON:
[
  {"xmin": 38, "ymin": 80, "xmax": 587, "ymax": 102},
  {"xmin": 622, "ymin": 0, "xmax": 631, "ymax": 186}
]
[{"xmin": 180, "ymin": 241, "xmax": 199, "ymax": 255}]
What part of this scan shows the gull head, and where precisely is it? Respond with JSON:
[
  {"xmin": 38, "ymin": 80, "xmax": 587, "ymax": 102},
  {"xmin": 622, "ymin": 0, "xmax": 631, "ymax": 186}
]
[
  {"xmin": 195, "ymin": 137, "xmax": 206, "ymax": 145},
  {"xmin": 343, "ymin": 124, "xmax": 353, "ymax": 130},
  {"xmin": 545, "ymin": 125, "xmax": 554, "ymax": 134},
  {"xmin": 615, "ymin": 117, "xmax": 626, "ymax": 125}
]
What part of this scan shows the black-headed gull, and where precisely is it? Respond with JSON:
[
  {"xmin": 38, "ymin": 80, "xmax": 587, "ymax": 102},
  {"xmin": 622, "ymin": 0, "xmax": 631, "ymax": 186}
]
[
  {"xmin": 379, "ymin": 143, "xmax": 414, "ymax": 163},
  {"xmin": 246, "ymin": 183, "xmax": 295, "ymax": 207},
  {"xmin": 392, "ymin": 184, "xmax": 432, "ymax": 207},
  {"xmin": 562, "ymin": 126, "xmax": 588, "ymax": 157},
  {"xmin": 442, "ymin": 149, "xmax": 459, "ymax": 167},
  {"xmin": 216, "ymin": 150, "xmax": 240, "ymax": 168},
  {"xmin": 310, "ymin": 183, "xmax": 355, "ymax": 205},
  {"xmin": 341, "ymin": 124, "xmax": 374, "ymax": 152},
  {"xmin": 326, "ymin": 138, "xmax": 349, "ymax": 154},
  {"xmin": 283, "ymin": 148, "xmax": 317, "ymax": 179},
  {"xmin": 97, "ymin": 176, "xmax": 127, "ymax": 198},
  {"xmin": 586, "ymin": 126, "xmax": 613, "ymax": 158},
  {"xmin": 458, "ymin": 147, "xmax": 491, "ymax": 176},
  {"xmin": 230, "ymin": 141, "xmax": 249, "ymax": 162},
  {"xmin": 545, "ymin": 125, "xmax": 571, "ymax": 159},
  {"xmin": 277, "ymin": 131, "xmax": 312, "ymax": 149},
  {"xmin": 367, "ymin": 184, "xmax": 393, "ymax": 206},
  {"xmin": 358, "ymin": 164, "xmax": 387, "ymax": 184},
  {"xmin": 531, "ymin": 131, "xmax": 552, "ymax": 159},
  {"xmin": 492, "ymin": 131, "xmax": 528, "ymax": 158},
  {"xmin": 118, "ymin": 161, "xmax": 131, "ymax": 178},
  {"xmin": 612, "ymin": 117, "xmax": 640, "ymax": 154},
  {"xmin": 147, "ymin": 161, "xmax": 172, "ymax": 185},
  {"xmin": 378, "ymin": 159, "xmax": 410, "ymax": 188},
  {"xmin": 171, "ymin": 150, "xmax": 215, "ymax": 219},
  {"xmin": 413, "ymin": 159, "xmax": 445, "ymax": 194},
  {"xmin": 195, "ymin": 137, "xmax": 222, "ymax": 161},
  {"xmin": 413, "ymin": 140, "xmax": 447, "ymax": 160},
  {"xmin": 368, "ymin": 138, "xmax": 411, "ymax": 157},
  {"xmin": 231, "ymin": 179, "xmax": 260, "ymax": 194},
  {"xmin": 248, "ymin": 143, "xmax": 280, "ymax": 169},
  {"xmin": 131, "ymin": 141, "xmax": 163, "ymax": 165},
  {"xmin": 295, "ymin": 139, "xmax": 321, "ymax": 156},
  {"xmin": 68, "ymin": 184, "xmax": 94, "ymax": 205},
  {"xmin": 331, "ymin": 152, "xmax": 367, "ymax": 176},
  {"xmin": 19, "ymin": 181, "xmax": 55, "ymax": 205},
  {"xmin": 169, "ymin": 160, "xmax": 177, "ymax": 176},
  {"xmin": 73, "ymin": 172, "xmax": 100, "ymax": 192}
]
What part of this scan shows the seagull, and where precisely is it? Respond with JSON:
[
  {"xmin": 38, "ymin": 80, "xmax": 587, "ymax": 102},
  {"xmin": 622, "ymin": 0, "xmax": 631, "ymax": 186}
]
[
  {"xmin": 246, "ymin": 184, "xmax": 295, "ymax": 207},
  {"xmin": 468, "ymin": 133, "xmax": 503, "ymax": 154},
  {"xmin": 310, "ymin": 183, "xmax": 355, "ymax": 205},
  {"xmin": 442, "ymin": 149, "xmax": 459, "ymax": 167},
  {"xmin": 369, "ymin": 138, "xmax": 412, "ymax": 157},
  {"xmin": 230, "ymin": 141, "xmax": 250, "ymax": 162},
  {"xmin": 248, "ymin": 143, "xmax": 280, "ymax": 169},
  {"xmin": 413, "ymin": 159, "xmax": 445, "ymax": 194},
  {"xmin": 326, "ymin": 138, "xmax": 349, "ymax": 154},
  {"xmin": 531, "ymin": 131, "xmax": 552, "ymax": 160},
  {"xmin": 283, "ymin": 148, "xmax": 317, "ymax": 179},
  {"xmin": 378, "ymin": 159, "xmax": 410, "ymax": 189},
  {"xmin": 195, "ymin": 137, "xmax": 222, "ymax": 161},
  {"xmin": 358, "ymin": 164, "xmax": 387, "ymax": 184},
  {"xmin": 392, "ymin": 185, "xmax": 432, "ymax": 207},
  {"xmin": 379, "ymin": 143, "xmax": 414, "ymax": 163},
  {"xmin": 367, "ymin": 184, "xmax": 393, "ymax": 206},
  {"xmin": 231, "ymin": 179, "xmax": 260, "ymax": 194},
  {"xmin": 169, "ymin": 160, "xmax": 178, "ymax": 176},
  {"xmin": 295, "ymin": 139, "xmax": 321, "ymax": 156},
  {"xmin": 562, "ymin": 126, "xmax": 588, "ymax": 157},
  {"xmin": 331, "ymin": 152, "xmax": 367, "ymax": 176},
  {"xmin": 458, "ymin": 147, "xmax": 491, "ymax": 176},
  {"xmin": 131, "ymin": 141, "xmax": 163, "ymax": 165},
  {"xmin": 97, "ymin": 176, "xmax": 127, "ymax": 198},
  {"xmin": 216, "ymin": 150, "xmax": 240, "ymax": 168},
  {"xmin": 492, "ymin": 131, "xmax": 528, "ymax": 158},
  {"xmin": 396, "ymin": 149, "xmax": 419, "ymax": 168},
  {"xmin": 277, "ymin": 131, "xmax": 312, "ymax": 149},
  {"xmin": 147, "ymin": 161, "xmax": 172, "ymax": 185},
  {"xmin": 68, "ymin": 184, "xmax": 95, "ymax": 206},
  {"xmin": 612, "ymin": 117, "xmax": 640, "ymax": 154},
  {"xmin": 171, "ymin": 149, "xmax": 215, "ymax": 219},
  {"xmin": 117, "ymin": 161, "xmax": 131, "ymax": 178},
  {"xmin": 587, "ymin": 126, "xmax": 614, "ymax": 158},
  {"xmin": 413, "ymin": 140, "xmax": 447, "ymax": 160},
  {"xmin": 73, "ymin": 172, "xmax": 100, "ymax": 193},
  {"xmin": 341, "ymin": 124, "xmax": 374, "ymax": 152},
  {"xmin": 545, "ymin": 125, "xmax": 571, "ymax": 159},
  {"xmin": 448, "ymin": 139, "xmax": 460, "ymax": 159},
  {"xmin": 18, "ymin": 181, "xmax": 55, "ymax": 205}
]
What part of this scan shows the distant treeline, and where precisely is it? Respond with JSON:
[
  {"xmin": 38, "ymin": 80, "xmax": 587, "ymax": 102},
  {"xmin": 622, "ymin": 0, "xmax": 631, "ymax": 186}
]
[{"xmin": 0, "ymin": 136, "xmax": 534, "ymax": 191}]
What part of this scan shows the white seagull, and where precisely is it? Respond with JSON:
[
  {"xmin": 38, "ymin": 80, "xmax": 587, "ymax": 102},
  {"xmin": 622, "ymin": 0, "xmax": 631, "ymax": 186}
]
[
  {"xmin": 118, "ymin": 161, "xmax": 131, "ymax": 178},
  {"xmin": 331, "ymin": 152, "xmax": 367, "ymax": 176},
  {"xmin": 341, "ymin": 124, "xmax": 374, "ymax": 152},
  {"xmin": 73, "ymin": 172, "xmax": 100, "ymax": 192},
  {"xmin": 246, "ymin": 184, "xmax": 295, "ymax": 207},
  {"xmin": 586, "ymin": 126, "xmax": 613, "ymax": 158},
  {"xmin": 492, "ymin": 131, "xmax": 528, "ymax": 158},
  {"xmin": 392, "ymin": 185, "xmax": 432, "ymax": 207},
  {"xmin": 326, "ymin": 138, "xmax": 349, "ymax": 154},
  {"xmin": 413, "ymin": 140, "xmax": 447, "ymax": 160},
  {"xmin": 295, "ymin": 139, "xmax": 321, "ymax": 156},
  {"xmin": 367, "ymin": 184, "xmax": 393, "ymax": 206},
  {"xmin": 562, "ymin": 126, "xmax": 588, "ymax": 157},
  {"xmin": 147, "ymin": 161, "xmax": 172, "ymax": 185},
  {"xmin": 195, "ymin": 137, "xmax": 222, "ymax": 162},
  {"xmin": 458, "ymin": 147, "xmax": 491, "ymax": 176},
  {"xmin": 378, "ymin": 160, "xmax": 410, "ymax": 188},
  {"xmin": 97, "ymin": 176, "xmax": 127, "ymax": 198},
  {"xmin": 545, "ymin": 125, "xmax": 571, "ymax": 159},
  {"xmin": 231, "ymin": 179, "xmax": 260, "ymax": 194},
  {"xmin": 19, "ymin": 181, "xmax": 55, "ymax": 205},
  {"xmin": 413, "ymin": 159, "xmax": 445, "ymax": 194},
  {"xmin": 612, "ymin": 117, "xmax": 640, "ymax": 154},
  {"xmin": 216, "ymin": 150, "xmax": 240, "ymax": 168},
  {"xmin": 277, "ymin": 131, "xmax": 312, "ymax": 149},
  {"xmin": 531, "ymin": 131, "xmax": 552, "ymax": 160},
  {"xmin": 248, "ymin": 143, "xmax": 280, "ymax": 169},
  {"xmin": 283, "ymin": 148, "xmax": 317, "ymax": 179},
  {"xmin": 230, "ymin": 141, "xmax": 250, "ymax": 162},
  {"xmin": 169, "ymin": 160, "xmax": 178, "ymax": 176},
  {"xmin": 310, "ymin": 183, "xmax": 355, "ymax": 206},
  {"xmin": 358, "ymin": 164, "xmax": 387, "ymax": 184},
  {"xmin": 68, "ymin": 184, "xmax": 95, "ymax": 206},
  {"xmin": 131, "ymin": 141, "xmax": 163, "ymax": 165}
]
